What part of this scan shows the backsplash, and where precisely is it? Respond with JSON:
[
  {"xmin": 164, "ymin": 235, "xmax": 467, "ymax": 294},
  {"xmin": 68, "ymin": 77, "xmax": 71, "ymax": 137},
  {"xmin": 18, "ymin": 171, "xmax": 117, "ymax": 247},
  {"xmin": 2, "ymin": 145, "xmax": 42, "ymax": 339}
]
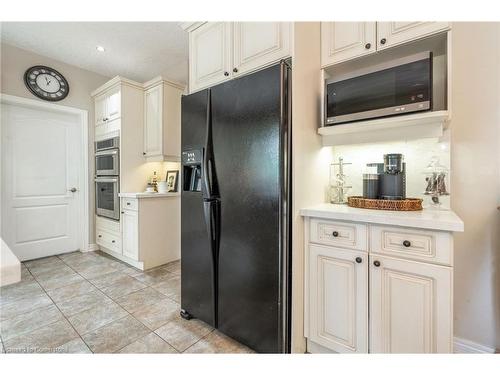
[{"xmin": 328, "ymin": 133, "xmax": 451, "ymax": 209}]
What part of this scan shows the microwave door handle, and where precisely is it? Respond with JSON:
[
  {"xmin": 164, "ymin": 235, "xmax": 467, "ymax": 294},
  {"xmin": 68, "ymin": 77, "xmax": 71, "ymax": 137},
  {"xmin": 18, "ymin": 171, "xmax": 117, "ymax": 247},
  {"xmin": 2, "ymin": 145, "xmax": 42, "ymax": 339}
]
[
  {"xmin": 95, "ymin": 177, "xmax": 119, "ymax": 183},
  {"xmin": 96, "ymin": 149, "xmax": 119, "ymax": 156}
]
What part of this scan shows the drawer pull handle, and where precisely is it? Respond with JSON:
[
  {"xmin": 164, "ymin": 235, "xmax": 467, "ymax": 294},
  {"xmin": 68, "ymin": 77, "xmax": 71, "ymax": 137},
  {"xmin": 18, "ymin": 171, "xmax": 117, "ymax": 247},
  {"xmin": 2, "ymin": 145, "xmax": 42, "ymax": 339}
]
[
  {"xmin": 403, "ymin": 240, "xmax": 411, "ymax": 247},
  {"xmin": 332, "ymin": 231, "xmax": 339, "ymax": 237},
  {"xmin": 355, "ymin": 257, "xmax": 362, "ymax": 264},
  {"xmin": 373, "ymin": 260, "xmax": 381, "ymax": 267}
]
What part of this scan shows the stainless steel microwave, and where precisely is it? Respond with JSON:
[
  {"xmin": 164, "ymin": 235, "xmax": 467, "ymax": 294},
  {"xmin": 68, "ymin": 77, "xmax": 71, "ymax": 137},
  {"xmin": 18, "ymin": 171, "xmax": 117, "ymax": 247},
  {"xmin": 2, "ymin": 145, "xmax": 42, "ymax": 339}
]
[{"xmin": 324, "ymin": 51, "xmax": 432, "ymax": 126}]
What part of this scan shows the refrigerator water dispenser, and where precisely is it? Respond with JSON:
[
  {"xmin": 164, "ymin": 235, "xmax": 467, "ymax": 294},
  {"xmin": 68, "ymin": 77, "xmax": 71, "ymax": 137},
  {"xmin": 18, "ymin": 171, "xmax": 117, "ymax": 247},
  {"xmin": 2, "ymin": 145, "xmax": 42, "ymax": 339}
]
[{"xmin": 182, "ymin": 149, "xmax": 202, "ymax": 192}]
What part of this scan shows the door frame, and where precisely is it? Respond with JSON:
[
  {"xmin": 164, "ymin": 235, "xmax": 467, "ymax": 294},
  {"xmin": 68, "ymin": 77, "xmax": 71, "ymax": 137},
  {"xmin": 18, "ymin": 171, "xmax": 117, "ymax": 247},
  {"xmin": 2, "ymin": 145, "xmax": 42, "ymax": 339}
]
[{"xmin": 1, "ymin": 93, "xmax": 90, "ymax": 254}]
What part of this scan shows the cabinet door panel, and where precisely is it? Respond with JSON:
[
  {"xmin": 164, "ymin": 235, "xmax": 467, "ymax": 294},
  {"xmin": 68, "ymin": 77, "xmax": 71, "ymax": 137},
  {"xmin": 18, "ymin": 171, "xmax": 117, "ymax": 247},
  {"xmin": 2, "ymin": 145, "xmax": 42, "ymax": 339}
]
[
  {"xmin": 122, "ymin": 209, "xmax": 139, "ymax": 260},
  {"xmin": 189, "ymin": 22, "xmax": 232, "ymax": 92},
  {"xmin": 144, "ymin": 85, "xmax": 163, "ymax": 157},
  {"xmin": 377, "ymin": 22, "xmax": 450, "ymax": 50},
  {"xmin": 106, "ymin": 86, "xmax": 121, "ymax": 121},
  {"xmin": 233, "ymin": 22, "xmax": 291, "ymax": 76},
  {"xmin": 309, "ymin": 244, "xmax": 368, "ymax": 353},
  {"xmin": 369, "ymin": 254, "xmax": 452, "ymax": 353},
  {"xmin": 94, "ymin": 94, "xmax": 107, "ymax": 126},
  {"xmin": 321, "ymin": 22, "xmax": 376, "ymax": 67}
]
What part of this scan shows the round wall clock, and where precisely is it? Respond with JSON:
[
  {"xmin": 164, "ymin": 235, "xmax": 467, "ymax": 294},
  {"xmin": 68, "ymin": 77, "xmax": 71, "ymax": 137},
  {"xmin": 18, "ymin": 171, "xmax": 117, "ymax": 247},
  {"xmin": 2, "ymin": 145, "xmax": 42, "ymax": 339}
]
[{"xmin": 24, "ymin": 65, "xmax": 69, "ymax": 101}]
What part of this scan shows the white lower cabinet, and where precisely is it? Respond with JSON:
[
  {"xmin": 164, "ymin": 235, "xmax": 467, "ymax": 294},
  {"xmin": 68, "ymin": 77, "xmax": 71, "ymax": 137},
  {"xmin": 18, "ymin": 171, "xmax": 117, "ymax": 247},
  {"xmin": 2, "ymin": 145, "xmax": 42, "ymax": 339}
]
[
  {"xmin": 369, "ymin": 254, "xmax": 452, "ymax": 353},
  {"xmin": 309, "ymin": 244, "xmax": 368, "ymax": 353},
  {"xmin": 305, "ymin": 218, "xmax": 455, "ymax": 354},
  {"xmin": 121, "ymin": 209, "xmax": 139, "ymax": 260}
]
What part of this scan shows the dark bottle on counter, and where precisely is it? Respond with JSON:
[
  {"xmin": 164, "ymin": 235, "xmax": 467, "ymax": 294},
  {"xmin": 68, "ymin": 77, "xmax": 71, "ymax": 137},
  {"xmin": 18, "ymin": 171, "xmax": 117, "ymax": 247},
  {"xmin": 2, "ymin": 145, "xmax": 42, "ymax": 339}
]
[{"xmin": 363, "ymin": 173, "xmax": 379, "ymax": 199}]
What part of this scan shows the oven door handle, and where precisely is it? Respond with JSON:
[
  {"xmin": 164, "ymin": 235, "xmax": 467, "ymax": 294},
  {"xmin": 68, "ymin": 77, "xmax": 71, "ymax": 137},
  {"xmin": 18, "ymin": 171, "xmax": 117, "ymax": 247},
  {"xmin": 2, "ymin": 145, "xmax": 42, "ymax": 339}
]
[
  {"xmin": 95, "ymin": 149, "xmax": 119, "ymax": 156},
  {"xmin": 94, "ymin": 177, "xmax": 119, "ymax": 183}
]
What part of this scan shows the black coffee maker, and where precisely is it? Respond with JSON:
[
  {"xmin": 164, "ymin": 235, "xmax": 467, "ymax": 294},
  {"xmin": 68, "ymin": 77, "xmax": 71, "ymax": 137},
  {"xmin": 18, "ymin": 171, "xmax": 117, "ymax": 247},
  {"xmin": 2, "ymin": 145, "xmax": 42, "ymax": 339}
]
[{"xmin": 368, "ymin": 154, "xmax": 406, "ymax": 200}]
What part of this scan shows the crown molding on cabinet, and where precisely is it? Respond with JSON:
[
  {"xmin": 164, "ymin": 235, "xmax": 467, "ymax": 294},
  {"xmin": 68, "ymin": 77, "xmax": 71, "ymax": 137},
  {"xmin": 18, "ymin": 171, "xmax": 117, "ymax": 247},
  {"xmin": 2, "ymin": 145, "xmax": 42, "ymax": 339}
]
[
  {"xmin": 91, "ymin": 75, "xmax": 143, "ymax": 97},
  {"xmin": 143, "ymin": 76, "xmax": 185, "ymax": 91},
  {"xmin": 179, "ymin": 22, "xmax": 205, "ymax": 32}
]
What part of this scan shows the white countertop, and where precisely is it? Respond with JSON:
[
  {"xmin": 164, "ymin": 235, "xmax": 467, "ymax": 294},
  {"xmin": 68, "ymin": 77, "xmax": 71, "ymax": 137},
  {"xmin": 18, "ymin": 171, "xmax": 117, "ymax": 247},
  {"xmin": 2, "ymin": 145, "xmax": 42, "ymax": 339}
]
[
  {"xmin": 300, "ymin": 203, "xmax": 464, "ymax": 232},
  {"xmin": 119, "ymin": 192, "xmax": 180, "ymax": 199}
]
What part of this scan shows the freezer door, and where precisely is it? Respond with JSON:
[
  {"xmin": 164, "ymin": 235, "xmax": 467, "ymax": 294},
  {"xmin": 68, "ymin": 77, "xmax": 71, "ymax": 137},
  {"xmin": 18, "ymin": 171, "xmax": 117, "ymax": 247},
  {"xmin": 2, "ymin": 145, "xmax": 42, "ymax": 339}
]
[
  {"xmin": 181, "ymin": 90, "xmax": 216, "ymax": 326},
  {"xmin": 212, "ymin": 64, "xmax": 285, "ymax": 353}
]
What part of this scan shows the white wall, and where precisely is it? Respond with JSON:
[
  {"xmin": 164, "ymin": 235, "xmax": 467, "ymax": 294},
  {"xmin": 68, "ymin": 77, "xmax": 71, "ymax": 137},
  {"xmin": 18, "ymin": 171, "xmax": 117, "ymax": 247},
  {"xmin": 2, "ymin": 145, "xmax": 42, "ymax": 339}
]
[
  {"xmin": 450, "ymin": 22, "xmax": 500, "ymax": 350},
  {"xmin": 0, "ymin": 43, "xmax": 110, "ymax": 248}
]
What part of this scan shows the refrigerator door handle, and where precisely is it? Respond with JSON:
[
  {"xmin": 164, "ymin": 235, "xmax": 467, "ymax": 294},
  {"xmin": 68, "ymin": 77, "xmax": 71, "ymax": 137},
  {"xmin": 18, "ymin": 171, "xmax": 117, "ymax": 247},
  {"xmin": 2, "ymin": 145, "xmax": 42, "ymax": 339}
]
[{"xmin": 202, "ymin": 89, "xmax": 219, "ymax": 200}]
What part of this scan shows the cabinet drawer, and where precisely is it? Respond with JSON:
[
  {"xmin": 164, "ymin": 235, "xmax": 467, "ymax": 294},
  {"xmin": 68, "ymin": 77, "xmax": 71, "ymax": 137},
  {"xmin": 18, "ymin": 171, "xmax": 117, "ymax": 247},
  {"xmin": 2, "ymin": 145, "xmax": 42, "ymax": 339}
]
[
  {"xmin": 96, "ymin": 230, "xmax": 121, "ymax": 253},
  {"xmin": 96, "ymin": 216, "xmax": 120, "ymax": 235},
  {"xmin": 310, "ymin": 219, "xmax": 367, "ymax": 251},
  {"xmin": 121, "ymin": 198, "xmax": 138, "ymax": 211},
  {"xmin": 370, "ymin": 225, "xmax": 452, "ymax": 266}
]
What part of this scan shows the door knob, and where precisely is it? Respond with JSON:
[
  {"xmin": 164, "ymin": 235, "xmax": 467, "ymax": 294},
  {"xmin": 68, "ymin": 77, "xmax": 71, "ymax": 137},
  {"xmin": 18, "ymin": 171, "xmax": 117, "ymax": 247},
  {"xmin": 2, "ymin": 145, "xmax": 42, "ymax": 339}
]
[
  {"xmin": 355, "ymin": 257, "xmax": 362, "ymax": 263},
  {"xmin": 68, "ymin": 187, "xmax": 77, "ymax": 193},
  {"xmin": 373, "ymin": 260, "xmax": 381, "ymax": 267},
  {"xmin": 365, "ymin": 43, "xmax": 371, "ymax": 49},
  {"xmin": 403, "ymin": 240, "xmax": 411, "ymax": 247},
  {"xmin": 332, "ymin": 231, "xmax": 339, "ymax": 237},
  {"xmin": 380, "ymin": 38, "xmax": 387, "ymax": 45}
]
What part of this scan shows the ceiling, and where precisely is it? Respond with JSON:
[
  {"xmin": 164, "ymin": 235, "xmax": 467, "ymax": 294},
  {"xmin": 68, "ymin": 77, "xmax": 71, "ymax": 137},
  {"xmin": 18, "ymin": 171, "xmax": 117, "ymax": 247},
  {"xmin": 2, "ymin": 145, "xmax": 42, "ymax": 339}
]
[{"xmin": 1, "ymin": 22, "xmax": 189, "ymax": 84}]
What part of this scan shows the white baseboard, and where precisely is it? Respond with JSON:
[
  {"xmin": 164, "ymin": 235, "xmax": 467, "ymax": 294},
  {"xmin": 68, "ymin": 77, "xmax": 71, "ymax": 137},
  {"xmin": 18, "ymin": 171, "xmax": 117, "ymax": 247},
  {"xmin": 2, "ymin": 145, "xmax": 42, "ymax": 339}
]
[
  {"xmin": 81, "ymin": 243, "xmax": 99, "ymax": 252},
  {"xmin": 454, "ymin": 337, "xmax": 496, "ymax": 353}
]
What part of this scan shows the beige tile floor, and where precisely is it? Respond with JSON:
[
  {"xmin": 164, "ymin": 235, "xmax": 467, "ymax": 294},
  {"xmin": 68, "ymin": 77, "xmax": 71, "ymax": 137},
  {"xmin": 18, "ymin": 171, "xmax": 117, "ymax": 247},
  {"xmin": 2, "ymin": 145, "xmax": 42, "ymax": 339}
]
[{"xmin": 0, "ymin": 251, "xmax": 253, "ymax": 354}]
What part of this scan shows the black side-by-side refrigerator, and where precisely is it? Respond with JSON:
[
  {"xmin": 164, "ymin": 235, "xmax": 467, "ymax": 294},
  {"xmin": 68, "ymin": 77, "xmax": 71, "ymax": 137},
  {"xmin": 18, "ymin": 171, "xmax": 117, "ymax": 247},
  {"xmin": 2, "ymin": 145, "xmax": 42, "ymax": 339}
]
[{"xmin": 180, "ymin": 61, "xmax": 292, "ymax": 353}]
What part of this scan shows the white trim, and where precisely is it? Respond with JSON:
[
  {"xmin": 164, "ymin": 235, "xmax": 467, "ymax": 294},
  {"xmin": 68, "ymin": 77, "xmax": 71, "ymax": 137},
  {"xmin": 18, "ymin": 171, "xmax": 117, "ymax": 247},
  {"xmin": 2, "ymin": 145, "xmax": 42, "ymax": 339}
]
[
  {"xmin": 91, "ymin": 76, "xmax": 143, "ymax": 97},
  {"xmin": 453, "ymin": 337, "xmax": 496, "ymax": 354},
  {"xmin": 143, "ymin": 76, "xmax": 185, "ymax": 91},
  {"xmin": 0, "ymin": 93, "xmax": 90, "ymax": 259},
  {"xmin": 82, "ymin": 243, "xmax": 99, "ymax": 252},
  {"xmin": 179, "ymin": 22, "xmax": 205, "ymax": 32}
]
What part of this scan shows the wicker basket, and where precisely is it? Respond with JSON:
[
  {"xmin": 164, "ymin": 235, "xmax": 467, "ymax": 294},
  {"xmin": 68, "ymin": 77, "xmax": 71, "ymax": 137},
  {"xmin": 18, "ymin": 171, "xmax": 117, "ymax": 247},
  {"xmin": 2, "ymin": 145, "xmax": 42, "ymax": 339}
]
[{"xmin": 347, "ymin": 196, "xmax": 423, "ymax": 211}]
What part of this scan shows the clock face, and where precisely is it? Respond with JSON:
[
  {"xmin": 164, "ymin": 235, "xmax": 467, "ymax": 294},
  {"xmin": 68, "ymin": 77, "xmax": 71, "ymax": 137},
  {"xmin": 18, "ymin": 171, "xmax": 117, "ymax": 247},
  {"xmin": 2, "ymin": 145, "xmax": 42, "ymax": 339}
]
[{"xmin": 24, "ymin": 66, "xmax": 69, "ymax": 101}]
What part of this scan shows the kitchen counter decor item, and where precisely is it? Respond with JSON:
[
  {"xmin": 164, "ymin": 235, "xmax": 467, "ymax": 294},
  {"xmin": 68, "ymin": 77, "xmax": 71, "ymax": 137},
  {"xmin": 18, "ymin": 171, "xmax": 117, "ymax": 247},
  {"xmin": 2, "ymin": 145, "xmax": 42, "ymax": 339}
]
[
  {"xmin": 423, "ymin": 156, "xmax": 449, "ymax": 207},
  {"xmin": 347, "ymin": 196, "xmax": 423, "ymax": 211},
  {"xmin": 329, "ymin": 157, "xmax": 352, "ymax": 204}
]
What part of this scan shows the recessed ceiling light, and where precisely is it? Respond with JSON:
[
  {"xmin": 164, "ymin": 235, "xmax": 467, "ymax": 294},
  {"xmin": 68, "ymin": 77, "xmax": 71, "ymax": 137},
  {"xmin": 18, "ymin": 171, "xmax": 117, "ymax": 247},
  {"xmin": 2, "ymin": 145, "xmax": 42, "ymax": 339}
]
[{"xmin": 96, "ymin": 46, "xmax": 105, "ymax": 52}]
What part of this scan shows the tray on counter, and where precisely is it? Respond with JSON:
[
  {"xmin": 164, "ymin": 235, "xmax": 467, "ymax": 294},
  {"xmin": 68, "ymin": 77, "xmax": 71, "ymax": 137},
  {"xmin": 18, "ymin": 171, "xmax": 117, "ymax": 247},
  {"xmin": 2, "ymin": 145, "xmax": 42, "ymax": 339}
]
[{"xmin": 347, "ymin": 196, "xmax": 423, "ymax": 211}]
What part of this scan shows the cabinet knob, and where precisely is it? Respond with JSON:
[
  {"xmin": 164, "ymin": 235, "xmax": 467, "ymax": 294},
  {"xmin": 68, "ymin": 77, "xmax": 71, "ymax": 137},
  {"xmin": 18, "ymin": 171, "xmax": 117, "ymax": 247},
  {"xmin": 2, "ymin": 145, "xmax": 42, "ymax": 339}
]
[
  {"xmin": 332, "ymin": 231, "xmax": 339, "ymax": 237},
  {"xmin": 126, "ymin": 202, "xmax": 131, "ymax": 205},
  {"xmin": 224, "ymin": 71, "xmax": 229, "ymax": 76},
  {"xmin": 380, "ymin": 38, "xmax": 387, "ymax": 45},
  {"xmin": 373, "ymin": 260, "xmax": 381, "ymax": 267},
  {"xmin": 121, "ymin": 211, "xmax": 124, "ymax": 214},
  {"xmin": 143, "ymin": 152, "xmax": 146, "ymax": 156},
  {"xmin": 98, "ymin": 235, "xmax": 102, "ymax": 238},
  {"xmin": 355, "ymin": 257, "xmax": 362, "ymax": 264},
  {"xmin": 403, "ymin": 240, "xmax": 411, "ymax": 247},
  {"xmin": 112, "ymin": 240, "xmax": 115, "ymax": 243},
  {"xmin": 365, "ymin": 43, "xmax": 371, "ymax": 49},
  {"xmin": 233, "ymin": 68, "xmax": 238, "ymax": 73}
]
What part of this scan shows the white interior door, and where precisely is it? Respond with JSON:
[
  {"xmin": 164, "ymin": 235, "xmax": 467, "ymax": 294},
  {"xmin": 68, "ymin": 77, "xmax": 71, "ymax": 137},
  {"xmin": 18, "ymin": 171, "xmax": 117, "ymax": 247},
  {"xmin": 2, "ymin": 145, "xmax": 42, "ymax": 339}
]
[{"xmin": 1, "ymin": 102, "xmax": 82, "ymax": 261}]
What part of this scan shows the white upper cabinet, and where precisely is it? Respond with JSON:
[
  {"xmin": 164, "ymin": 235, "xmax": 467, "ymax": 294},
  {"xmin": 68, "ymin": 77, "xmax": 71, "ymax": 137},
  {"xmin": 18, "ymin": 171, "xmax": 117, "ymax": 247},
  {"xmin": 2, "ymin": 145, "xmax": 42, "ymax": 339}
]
[
  {"xmin": 144, "ymin": 84, "xmax": 163, "ymax": 158},
  {"xmin": 309, "ymin": 245, "xmax": 368, "ymax": 353},
  {"xmin": 233, "ymin": 22, "xmax": 291, "ymax": 76},
  {"xmin": 188, "ymin": 22, "xmax": 292, "ymax": 92},
  {"xmin": 321, "ymin": 21, "xmax": 450, "ymax": 67},
  {"xmin": 189, "ymin": 22, "xmax": 232, "ymax": 93},
  {"xmin": 143, "ymin": 78, "xmax": 183, "ymax": 162},
  {"xmin": 369, "ymin": 254, "xmax": 452, "ymax": 353},
  {"xmin": 94, "ymin": 93, "xmax": 107, "ymax": 128},
  {"xmin": 105, "ymin": 86, "xmax": 121, "ymax": 122},
  {"xmin": 321, "ymin": 22, "xmax": 376, "ymax": 67},
  {"xmin": 377, "ymin": 22, "xmax": 450, "ymax": 50}
]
